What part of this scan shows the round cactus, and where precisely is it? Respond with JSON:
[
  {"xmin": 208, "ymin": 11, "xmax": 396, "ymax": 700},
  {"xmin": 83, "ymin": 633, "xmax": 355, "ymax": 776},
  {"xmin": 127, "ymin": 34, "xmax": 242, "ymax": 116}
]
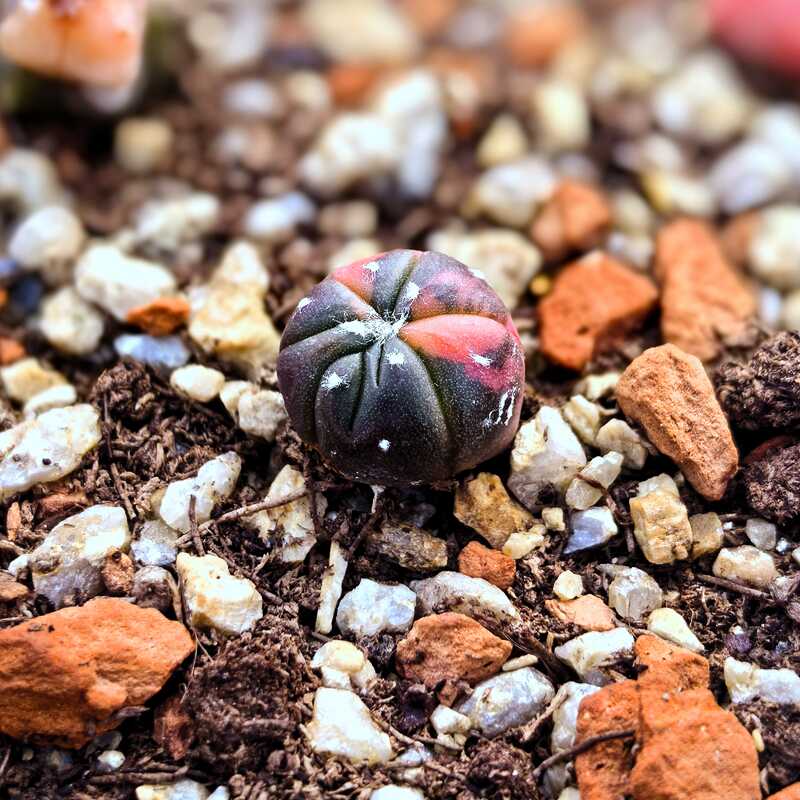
[{"xmin": 277, "ymin": 249, "xmax": 525, "ymax": 486}]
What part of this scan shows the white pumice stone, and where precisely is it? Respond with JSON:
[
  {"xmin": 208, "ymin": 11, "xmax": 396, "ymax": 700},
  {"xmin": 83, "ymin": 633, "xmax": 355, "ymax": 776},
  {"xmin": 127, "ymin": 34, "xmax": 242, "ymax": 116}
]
[
  {"xmin": 28, "ymin": 504, "xmax": 131, "ymax": 608},
  {"xmin": 159, "ymin": 452, "xmax": 241, "ymax": 533},
  {"xmin": 176, "ymin": 552, "xmax": 263, "ymax": 636},
  {"xmin": 411, "ymin": 572, "xmax": 520, "ymax": 622},
  {"xmin": 170, "ymin": 365, "xmax": 226, "ymax": 403},
  {"xmin": 307, "ymin": 687, "xmax": 393, "ymax": 764},
  {"xmin": 336, "ymin": 578, "xmax": 416, "ymax": 639},
  {"xmin": 0, "ymin": 404, "xmax": 101, "ymax": 502}
]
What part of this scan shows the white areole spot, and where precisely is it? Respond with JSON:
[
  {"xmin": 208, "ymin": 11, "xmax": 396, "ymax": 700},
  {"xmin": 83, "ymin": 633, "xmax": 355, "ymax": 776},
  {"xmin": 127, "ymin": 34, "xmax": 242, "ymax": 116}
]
[
  {"xmin": 363, "ymin": 261, "xmax": 380, "ymax": 274},
  {"xmin": 469, "ymin": 268, "xmax": 487, "ymax": 281},
  {"xmin": 340, "ymin": 319, "xmax": 377, "ymax": 337},
  {"xmin": 297, "ymin": 297, "xmax": 312, "ymax": 310},
  {"xmin": 405, "ymin": 281, "xmax": 420, "ymax": 300},
  {"xmin": 470, "ymin": 352, "xmax": 492, "ymax": 367},
  {"xmin": 387, "ymin": 351, "xmax": 406, "ymax": 366},
  {"xmin": 378, "ymin": 439, "xmax": 391, "ymax": 452},
  {"xmin": 503, "ymin": 387, "xmax": 517, "ymax": 424},
  {"xmin": 482, "ymin": 388, "xmax": 517, "ymax": 429},
  {"xmin": 322, "ymin": 371, "xmax": 347, "ymax": 390},
  {"xmin": 339, "ymin": 314, "xmax": 407, "ymax": 345}
]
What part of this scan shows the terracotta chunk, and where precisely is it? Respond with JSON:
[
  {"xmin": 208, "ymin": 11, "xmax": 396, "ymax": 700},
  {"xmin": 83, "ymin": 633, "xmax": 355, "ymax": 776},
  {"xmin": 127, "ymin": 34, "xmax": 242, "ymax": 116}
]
[
  {"xmin": 0, "ymin": 572, "xmax": 27, "ymax": 602},
  {"xmin": 575, "ymin": 680, "xmax": 639, "ymax": 800},
  {"xmin": 0, "ymin": 597, "xmax": 194, "ymax": 747},
  {"xmin": 629, "ymin": 688, "xmax": 760, "ymax": 800},
  {"xmin": 0, "ymin": 337, "xmax": 25, "ymax": 366},
  {"xmin": 616, "ymin": 344, "xmax": 739, "ymax": 501},
  {"xmin": 505, "ymin": 2, "xmax": 587, "ymax": 67},
  {"xmin": 458, "ymin": 541, "xmax": 516, "ymax": 589},
  {"xmin": 327, "ymin": 63, "xmax": 381, "ymax": 106},
  {"xmin": 531, "ymin": 179, "xmax": 612, "ymax": 261},
  {"xmin": 575, "ymin": 634, "xmax": 760, "ymax": 800},
  {"xmin": 395, "ymin": 612, "xmax": 512, "ymax": 689},
  {"xmin": 126, "ymin": 296, "xmax": 190, "ymax": 336},
  {"xmin": 721, "ymin": 211, "xmax": 761, "ymax": 266},
  {"xmin": 545, "ymin": 595, "xmax": 616, "ymax": 632},
  {"xmin": 539, "ymin": 252, "xmax": 658, "ymax": 371},
  {"xmin": 634, "ymin": 634, "xmax": 709, "ymax": 692},
  {"xmin": 655, "ymin": 219, "xmax": 756, "ymax": 362},
  {"xmin": 401, "ymin": 0, "xmax": 458, "ymax": 36}
]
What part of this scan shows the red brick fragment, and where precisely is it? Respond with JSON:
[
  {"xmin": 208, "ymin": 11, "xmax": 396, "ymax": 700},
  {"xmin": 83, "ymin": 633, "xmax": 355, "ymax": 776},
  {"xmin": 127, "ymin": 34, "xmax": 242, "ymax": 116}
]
[{"xmin": 538, "ymin": 252, "xmax": 658, "ymax": 371}]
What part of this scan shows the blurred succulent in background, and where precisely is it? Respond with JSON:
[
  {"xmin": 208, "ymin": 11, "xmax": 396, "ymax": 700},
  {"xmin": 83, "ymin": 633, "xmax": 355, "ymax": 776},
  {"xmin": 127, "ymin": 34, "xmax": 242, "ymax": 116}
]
[{"xmin": 0, "ymin": 0, "xmax": 147, "ymax": 87}]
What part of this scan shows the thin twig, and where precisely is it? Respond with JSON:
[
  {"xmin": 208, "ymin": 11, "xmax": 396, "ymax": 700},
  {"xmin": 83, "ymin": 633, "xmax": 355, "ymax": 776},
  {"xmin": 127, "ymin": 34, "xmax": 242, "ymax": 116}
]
[
  {"xmin": 203, "ymin": 489, "xmax": 308, "ymax": 531},
  {"xmin": 88, "ymin": 769, "xmax": 190, "ymax": 785},
  {"xmin": 518, "ymin": 691, "xmax": 563, "ymax": 744},
  {"xmin": 531, "ymin": 729, "xmax": 636, "ymax": 779},
  {"xmin": 422, "ymin": 760, "xmax": 462, "ymax": 779},
  {"xmin": 188, "ymin": 495, "xmax": 204, "ymax": 556},
  {"xmin": 175, "ymin": 489, "xmax": 309, "ymax": 546},
  {"xmin": 697, "ymin": 574, "xmax": 768, "ymax": 599}
]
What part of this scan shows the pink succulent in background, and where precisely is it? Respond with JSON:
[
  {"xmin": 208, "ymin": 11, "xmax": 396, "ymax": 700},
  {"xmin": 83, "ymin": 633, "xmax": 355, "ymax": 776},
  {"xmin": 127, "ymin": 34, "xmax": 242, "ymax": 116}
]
[
  {"xmin": 277, "ymin": 250, "xmax": 525, "ymax": 487},
  {"xmin": 709, "ymin": 0, "xmax": 800, "ymax": 77},
  {"xmin": 0, "ymin": 0, "xmax": 147, "ymax": 86}
]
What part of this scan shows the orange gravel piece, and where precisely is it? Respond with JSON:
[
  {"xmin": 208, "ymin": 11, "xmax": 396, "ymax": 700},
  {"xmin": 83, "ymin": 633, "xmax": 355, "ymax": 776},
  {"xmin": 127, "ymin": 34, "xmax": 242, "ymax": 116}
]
[
  {"xmin": 0, "ymin": 336, "xmax": 25, "ymax": 366},
  {"xmin": 545, "ymin": 595, "xmax": 616, "ymax": 631},
  {"xmin": 126, "ymin": 296, "xmax": 190, "ymax": 337},
  {"xmin": 531, "ymin": 179, "xmax": 612, "ymax": 261},
  {"xmin": 458, "ymin": 540, "xmax": 516, "ymax": 589},
  {"xmin": 396, "ymin": 612, "xmax": 512, "ymax": 688},
  {"xmin": 616, "ymin": 344, "xmax": 739, "ymax": 501},
  {"xmin": 327, "ymin": 63, "xmax": 382, "ymax": 106},
  {"xmin": 576, "ymin": 635, "xmax": 760, "ymax": 800},
  {"xmin": 538, "ymin": 251, "xmax": 658, "ymax": 372},
  {"xmin": 505, "ymin": 2, "xmax": 587, "ymax": 68},
  {"xmin": 656, "ymin": 218, "xmax": 756, "ymax": 361},
  {"xmin": 0, "ymin": 598, "xmax": 193, "ymax": 748}
]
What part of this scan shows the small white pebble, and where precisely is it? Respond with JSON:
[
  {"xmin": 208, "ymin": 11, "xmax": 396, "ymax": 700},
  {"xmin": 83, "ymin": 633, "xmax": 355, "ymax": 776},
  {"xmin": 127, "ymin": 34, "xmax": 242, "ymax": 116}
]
[
  {"xmin": 745, "ymin": 518, "xmax": 777, "ymax": 551},
  {"xmin": 9, "ymin": 206, "xmax": 85, "ymax": 272},
  {"xmin": 115, "ymin": 118, "xmax": 174, "ymax": 174},
  {"xmin": 542, "ymin": 507, "xmax": 565, "ymax": 532},
  {"xmin": 553, "ymin": 571, "xmax": 584, "ymax": 601},
  {"xmin": 96, "ymin": 750, "xmax": 125, "ymax": 771},
  {"xmin": 502, "ymin": 654, "xmax": 538, "ymax": 672},
  {"xmin": 502, "ymin": 527, "xmax": 546, "ymax": 560},
  {"xmin": 647, "ymin": 607, "xmax": 704, "ymax": 653},
  {"xmin": 170, "ymin": 365, "xmax": 226, "ymax": 403}
]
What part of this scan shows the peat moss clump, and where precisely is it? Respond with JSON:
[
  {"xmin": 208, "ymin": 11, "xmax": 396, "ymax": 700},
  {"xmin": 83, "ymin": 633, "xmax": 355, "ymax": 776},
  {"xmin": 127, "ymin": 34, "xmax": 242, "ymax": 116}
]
[
  {"xmin": 717, "ymin": 331, "xmax": 800, "ymax": 431},
  {"xmin": 183, "ymin": 604, "xmax": 316, "ymax": 776},
  {"xmin": 744, "ymin": 442, "xmax": 800, "ymax": 525}
]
